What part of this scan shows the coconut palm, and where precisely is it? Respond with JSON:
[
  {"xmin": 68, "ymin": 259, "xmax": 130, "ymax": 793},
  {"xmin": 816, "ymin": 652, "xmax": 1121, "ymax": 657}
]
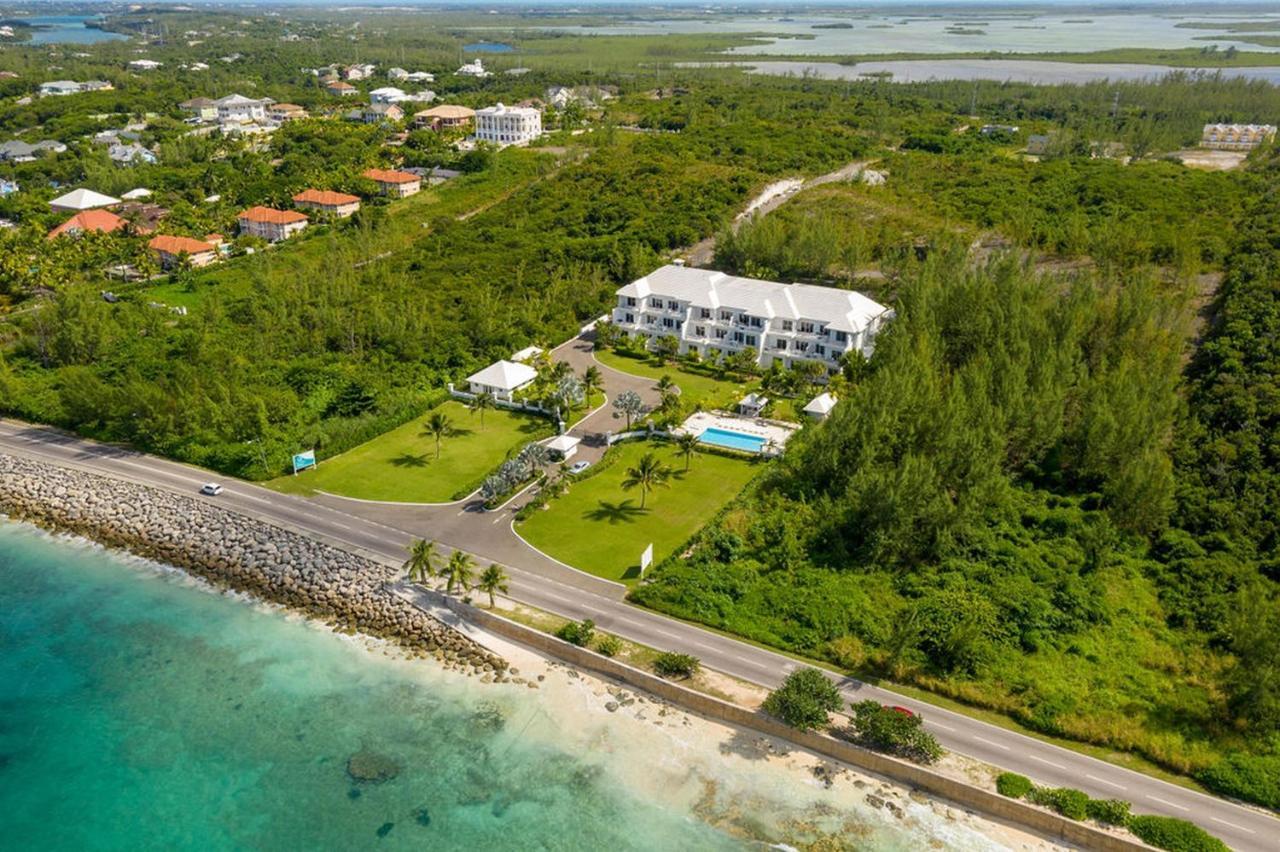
[
  {"xmin": 477, "ymin": 563, "xmax": 510, "ymax": 607},
  {"xmin": 443, "ymin": 550, "xmax": 476, "ymax": 595},
  {"xmin": 422, "ymin": 411, "xmax": 453, "ymax": 459},
  {"xmin": 469, "ymin": 391, "xmax": 495, "ymax": 430},
  {"xmin": 581, "ymin": 365, "xmax": 603, "ymax": 406},
  {"xmin": 621, "ymin": 451, "xmax": 673, "ymax": 509},
  {"xmin": 402, "ymin": 539, "xmax": 438, "ymax": 584},
  {"xmin": 673, "ymin": 431, "xmax": 700, "ymax": 471}
]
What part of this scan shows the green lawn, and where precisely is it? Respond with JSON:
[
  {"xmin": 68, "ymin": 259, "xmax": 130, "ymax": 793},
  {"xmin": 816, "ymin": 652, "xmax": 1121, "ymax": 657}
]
[
  {"xmin": 592, "ymin": 348, "xmax": 755, "ymax": 411},
  {"xmin": 266, "ymin": 400, "xmax": 552, "ymax": 502},
  {"xmin": 518, "ymin": 439, "xmax": 761, "ymax": 583}
]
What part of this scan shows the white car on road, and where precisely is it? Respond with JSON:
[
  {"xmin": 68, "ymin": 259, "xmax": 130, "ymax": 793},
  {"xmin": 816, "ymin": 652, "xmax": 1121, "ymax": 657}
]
[{"xmin": 200, "ymin": 483, "xmax": 223, "ymax": 496}]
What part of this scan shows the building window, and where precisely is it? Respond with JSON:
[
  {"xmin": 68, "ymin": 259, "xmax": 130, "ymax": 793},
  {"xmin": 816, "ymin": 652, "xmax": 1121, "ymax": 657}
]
[
  {"xmin": 796, "ymin": 341, "xmax": 809, "ymax": 353},
  {"xmin": 750, "ymin": 317, "xmax": 762, "ymax": 328},
  {"xmin": 694, "ymin": 325, "xmax": 705, "ymax": 337},
  {"xmin": 667, "ymin": 300, "xmax": 679, "ymax": 311},
  {"xmin": 625, "ymin": 297, "xmax": 637, "ymax": 307},
  {"xmin": 800, "ymin": 321, "xmax": 815, "ymax": 334},
  {"xmin": 624, "ymin": 313, "xmax": 634, "ymax": 324},
  {"xmin": 720, "ymin": 310, "xmax": 732, "ymax": 321},
  {"xmin": 715, "ymin": 329, "xmax": 727, "ymax": 339},
  {"xmin": 746, "ymin": 335, "xmax": 757, "ymax": 346},
  {"xmin": 782, "ymin": 320, "xmax": 793, "ymax": 331},
  {"xmin": 663, "ymin": 317, "xmax": 675, "ymax": 329},
  {"xmin": 816, "ymin": 344, "xmax": 826, "ymax": 356},
  {"xmin": 738, "ymin": 314, "xmax": 749, "ymax": 324},
  {"xmin": 700, "ymin": 308, "xmax": 711, "ymax": 319},
  {"xmin": 649, "ymin": 298, "xmax": 663, "ymax": 308},
  {"xmin": 732, "ymin": 331, "xmax": 745, "ymax": 344},
  {"xmin": 834, "ymin": 330, "xmax": 847, "ymax": 343},
  {"xmin": 775, "ymin": 339, "xmax": 787, "ymax": 350}
]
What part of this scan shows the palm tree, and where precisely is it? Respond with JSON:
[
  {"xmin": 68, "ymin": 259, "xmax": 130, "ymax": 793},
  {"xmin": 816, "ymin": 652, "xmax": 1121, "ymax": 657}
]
[
  {"xmin": 422, "ymin": 411, "xmax": 453, "ymax": 459},
  {"xmin": 402, "ymin": 539, "xmax": 438, "ymax": 584},
  {"xmin": 477, "ymin": 563, "xmax": 510, "ymax": 607},
  {"xmin": 621, "ymin": 451, "xmax": 672, "ymax": 509},
  {"xmin": 444, "ymin": 550, "xmax": 476, "ymax": 595},
  {"xmin": 673, "ymin": 432, "xmax": 700, "ymax": 471},
  {"xmin": 582, "ymin": 365, "xmax": 603, "ymax": 406},
  {"xmin": 469, "ymin": 391, "xmax": 495, "ymax": 430}
]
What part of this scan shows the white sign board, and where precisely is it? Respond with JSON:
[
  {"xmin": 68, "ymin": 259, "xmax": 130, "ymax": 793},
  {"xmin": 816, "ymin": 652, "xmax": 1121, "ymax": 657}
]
[{"xmin": 639, "ymin": 543, "xmax": 654, "ymax": 576}]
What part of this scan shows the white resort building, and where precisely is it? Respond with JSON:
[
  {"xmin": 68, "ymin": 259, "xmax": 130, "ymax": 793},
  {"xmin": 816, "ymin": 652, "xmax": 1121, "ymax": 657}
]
[
  {"xmin": 611, "ymin": 264, "xmax": 893, "ymax": 371},
  {"xmin": 464, "ymin": 360, "xmax": 537, "ymax": 402},
  {"xmin": 474, "ymin": 104, "xmax": 542, "ymax": 147},
  {"xmin": 1201, "ymin": 123, "xmax": 1276, "ymax": 151}
]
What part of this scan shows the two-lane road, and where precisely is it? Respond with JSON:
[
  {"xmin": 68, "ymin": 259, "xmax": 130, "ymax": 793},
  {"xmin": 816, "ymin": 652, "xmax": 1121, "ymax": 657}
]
[{"xmin": 0, "ymin": 419, "xmax": 1274, "ymax": 851}]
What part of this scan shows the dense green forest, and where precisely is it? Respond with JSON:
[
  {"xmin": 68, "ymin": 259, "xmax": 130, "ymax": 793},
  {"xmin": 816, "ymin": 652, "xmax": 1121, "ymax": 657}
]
[{"xmin": 634, "ymin": 153, "xmax": 1280, "ymax": 809}]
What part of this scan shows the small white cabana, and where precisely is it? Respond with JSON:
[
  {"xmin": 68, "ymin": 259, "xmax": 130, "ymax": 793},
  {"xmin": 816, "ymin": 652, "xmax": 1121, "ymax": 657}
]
[
  {"xmin": 545, "ymin": 434, "xmax": 581, "ymax": 461},
  {"xmin": 465, "ymin": 359, "xmax": 537, "ymax": 402},
  {"xmin": 803, "ymin": 392, "xmax": 838, "ymax": 421}
]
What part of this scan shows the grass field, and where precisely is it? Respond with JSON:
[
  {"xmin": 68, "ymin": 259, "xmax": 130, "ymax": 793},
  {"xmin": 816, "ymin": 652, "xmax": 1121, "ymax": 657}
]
[
  {"xmin": 592, "ymin": 348, "xmax": 755, "ymax": 410},
  {"xmin": 266, "ymin": 400, "xmax": 551, "ymax": 502},
  {"xmin": 517, "ymin": 439, "xmax": 761, "ymax": 583}
]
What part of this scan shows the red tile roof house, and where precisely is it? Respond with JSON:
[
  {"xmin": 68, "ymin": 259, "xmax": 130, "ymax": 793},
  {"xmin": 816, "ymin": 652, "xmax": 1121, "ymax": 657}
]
[
  {"xmin": 237, "ymin": 206, "xmax": 308, "ymax": 242},
  {"xmin": 361, "ymin": 168, "xmax": 421, "ymax": 198},
  {"xmin": 148, "ymin": 234, "xmax": 219, "ymax": 268},
  {"xmin": 47, "ymin": 209, "xmax": 127, "ymax": 240},
  {"xmin": 293, "ymin": 189, "xmax": 361, "ymax": 218}
]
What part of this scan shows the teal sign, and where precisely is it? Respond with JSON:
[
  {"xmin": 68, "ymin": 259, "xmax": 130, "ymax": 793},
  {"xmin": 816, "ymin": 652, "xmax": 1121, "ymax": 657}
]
[{"xmin": 292, "ymin": 450, "xmax": 317, "ymax": 473}]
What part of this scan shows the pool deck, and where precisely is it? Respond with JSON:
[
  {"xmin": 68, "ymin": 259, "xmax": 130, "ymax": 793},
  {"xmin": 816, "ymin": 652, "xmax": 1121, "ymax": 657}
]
[{"xmin": 676, "ymin": 411, "xmax": 800, "ymax": 454}]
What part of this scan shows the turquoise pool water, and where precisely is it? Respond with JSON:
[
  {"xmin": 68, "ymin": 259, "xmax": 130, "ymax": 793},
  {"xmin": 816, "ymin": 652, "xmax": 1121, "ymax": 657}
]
[{"xmin": 698, "ymin": 426, "xmax": 766, "ymax": 453}]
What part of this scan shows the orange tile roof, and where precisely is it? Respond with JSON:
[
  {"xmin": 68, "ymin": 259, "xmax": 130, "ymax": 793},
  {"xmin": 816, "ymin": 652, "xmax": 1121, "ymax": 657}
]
[
  {"xmin": 293, "ymin": 189, "xmax": 360, "ymax": 206},
  {"xmin": 47, "ymin": 209, "xmax": 126, "ymax": 240},
  {"xmin": 327, "ymin": 81, "xmax": 356, "ymax": 90},
  {"xmin": 271, "ymin": 103, "xmax": 305, "ymax": 111},
  {"xmin": 415, "ymin": 105, "xmax": 475, "ymax": 119},
  {"xmin": 238, "ymin": 205, "xmax": 308, "ymax": 225},
  {"xmin": 148, "ymin": 234, "xmax": 216, "ymax": 255},
  {"xmin": 362, "ymin": 168, "xmax": 419, "ymax": 184}
]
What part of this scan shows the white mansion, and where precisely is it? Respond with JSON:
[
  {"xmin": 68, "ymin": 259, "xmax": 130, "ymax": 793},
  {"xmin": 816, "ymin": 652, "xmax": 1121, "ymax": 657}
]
[
  {"xmin": 474, "ymin": 103, "xmax": 542, "ymax": 147},
  {"xmin": 612, "ymin": 265, "xmax": 893, "ymax": 370}
]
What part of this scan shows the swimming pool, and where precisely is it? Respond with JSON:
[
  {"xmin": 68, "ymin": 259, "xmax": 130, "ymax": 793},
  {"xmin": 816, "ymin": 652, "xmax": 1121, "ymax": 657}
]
[{"xmin": 698, "ymin": 426, "xmax": 766, "ymax": 453}]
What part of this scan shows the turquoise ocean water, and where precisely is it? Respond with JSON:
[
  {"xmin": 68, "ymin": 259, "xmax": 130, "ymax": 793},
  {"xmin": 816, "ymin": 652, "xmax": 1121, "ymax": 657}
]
[{"xmin": 0, "ymin": 519, "xmax": 1010, "ymax": 851}]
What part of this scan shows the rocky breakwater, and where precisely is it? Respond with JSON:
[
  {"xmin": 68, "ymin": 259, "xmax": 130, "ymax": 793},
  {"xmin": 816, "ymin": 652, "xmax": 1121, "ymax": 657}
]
[{"xmin": 0, "ymin": 453, "xmax": 505, "ymax": 675}]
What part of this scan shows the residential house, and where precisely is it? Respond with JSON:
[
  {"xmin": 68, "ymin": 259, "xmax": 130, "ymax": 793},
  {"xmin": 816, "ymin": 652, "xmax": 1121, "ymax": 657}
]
[
  {"xmin": 47, "ymin": 209, "xmax": 127, "ymax": 240},
  {"xmin": 128, "ymin": 59, "xmax": 162, "ymax": 71},
  {"xmin": 326, "ymin": 81, "xmax": 357, "ymax": 97},
  {"xmin": 214, "ymin": 94, "xmax": 268, "ymax": 123},
  {"xmin": 0, "ymin": 140, "xmax": 65, "ymax": 162},
  {"xmin": 474, "ymin": 103, "xmax": 542, "ymax": 147},
  {"xmin": 344, "ymin": 63, "xmax": 376, "ymax": 81},
  {"xmin": 1202, "ymin": 123, "xmax": 1277, "ymax": 151},
  {"xmin": 39, "ymin": 80, "xmax": 82, "ymax": 97},
  {"xmin": 611, "ymin": 264, "xmax": 894, "ymax": 370},
  {"xmin": 79, "ymin": 81, "xmax": 114, "ymax": 93},
  {"xmin": 465, "ymin": 360, "xmax": 537, "ymax": 403},
  {"xmin": 543, "ymin": 85, "xmax": 612, "ymax": 109},
  {"xmin": 387, "ymin": 67, "xmax": 432, "ymax": 83},
  {"xmin": 369, "ymin": 86, "xmax": 407, "ymax": 104},
  {"xmin": 121, "ymin": 187, "xmax": 152, "ymax": 200},
  {"xmin": 108, "ymin": 142, "xmax": 157, "ymax": 165},
  {"xmin": 0, "ymin": 179, "xmax": 19, "ymax": 197},
  {"xmin": 413, "ymin": 104, "xmax": 475, "ymax": 131},
  {"xmin": 456, "ymin": 59, "xmax": 489, "ymax": 78},
  {"xmin": 117, "ymin": 201, "xmax": 169, "ymax": 234},
  {"xmin": 359, "ymin": 102, "xmax": 403, "ymax": 124},
  {"xmin": 148, "ymin": 234, "xmax": 218, "ymax": 268},
  {"xmin": 180, "ymin": 96, "xmax": 218, "ymax": 122},
  {"xmin": 238, "ymin": 206, "xmax": 308, "ymax": 242},
  {"xmin": 267, "ymin": 103, "xmax": 307, "ymax": 123},
  {"xmin": 293, "ymin": 189, "xmax": 360, "ymax": 218},
  {"xmin": 49, "ymin": 188, "xmax": 121, "ymax": 213},
  {"xmin": 362, "ymin": 168, "xmax": 421, "ymax": 197},
  {"xmin": 980, "ymin": 124, "xmax": 1020, "ymax": 136}
]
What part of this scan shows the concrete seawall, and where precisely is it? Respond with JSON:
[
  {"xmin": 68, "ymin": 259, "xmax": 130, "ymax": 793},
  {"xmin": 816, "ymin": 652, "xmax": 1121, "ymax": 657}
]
[
  {"xmin": 410, "ymin": 587, "xmax": 1154, "ymax": 852},
  {"xmin": 0, "ymin": 453, "xmax": 505, "ymax": 675}
]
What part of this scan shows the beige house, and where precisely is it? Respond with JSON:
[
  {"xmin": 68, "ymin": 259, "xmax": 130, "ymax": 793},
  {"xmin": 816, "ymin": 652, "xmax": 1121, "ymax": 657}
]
[
  {"xmin": 326, "ymin": 81, "xmax": 357, "ymax": 97},
  {"xmin": 268, "ymin": 103, "xmax": 307, "ymax": 123},
  {"xmin": 362, "ymin": 168, "xmax": 421, "ymax": 198},
  {"xmin": 293, "ymin": 189, "xmax": 361, "ymax": 218},
  {"xmin": 413, "ymin": 104, "xmax": 476, "ymax": 131},
  {"xmin": 237, "ymin": 206, "xmax": 308, "ymax": 242},
  {"xmin": 148, "ymin": 234, "xmax": 218, "ymax": 268}
]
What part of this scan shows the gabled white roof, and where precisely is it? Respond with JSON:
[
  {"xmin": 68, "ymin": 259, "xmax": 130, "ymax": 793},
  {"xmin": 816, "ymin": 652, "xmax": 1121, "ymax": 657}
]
[
  {"xmin": 121, "ymin": 187, "xmax": 152, "ymax": 199},
  {"xmin": 545, "ymin": 434, "xmax": 580, "ymax": 452},
  {"xmin": 619, "ymin": 265, "xmax": 890, "ymax": 335},
  {"xmin": 213, "ymin": 94, "xmax": 265, "ymax": 107},
  {"xmin": 466, "ymin": 359, "xmax": 537, "ymax": 391},
  {"xmin": 49, "ymin": 188, "xmax": 121, "ymax": 210},
  {"xmin": 803, "ymin": 392, "xmax": 838, "ymax": 415}
]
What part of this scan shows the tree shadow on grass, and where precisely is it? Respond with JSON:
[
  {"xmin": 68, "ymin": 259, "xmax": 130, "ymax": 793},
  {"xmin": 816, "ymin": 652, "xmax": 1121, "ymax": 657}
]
[
  {"xmin": 584, "ymin": 499, "xmax": 646, "ymax": 525},
  {"xmin": 389, "ymin": 453, "xmax": 430, "ymax": 468}
]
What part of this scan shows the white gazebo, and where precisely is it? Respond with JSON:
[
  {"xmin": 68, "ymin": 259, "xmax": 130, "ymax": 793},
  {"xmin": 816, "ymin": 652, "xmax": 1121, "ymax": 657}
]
[
  {"xmin": 803, "ymin": 392, "xmax": 838, "ymax": 421},
  {"xmin": 465, "ymin": 359, "xmax": 537, "ymax": 402},
  {"xmin": 737, "ymin": 393, "xmax": 768, "ymax": 418},
  {"xmin": 510, "ymin": 345, "xmax": 544, "ymax": 363},
  {"xmin": 545, "ymin": 433, "xmax": 580, "ymax": 461}
]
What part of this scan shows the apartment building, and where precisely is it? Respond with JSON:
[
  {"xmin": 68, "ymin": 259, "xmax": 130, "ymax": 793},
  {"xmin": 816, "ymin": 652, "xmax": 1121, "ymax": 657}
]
[
  {"xmin": 293, "ymin": 189, "xmax": 360, "ymax": 218},
  {"xmin": 237, "ymin": 206, "xmax": 308, "ymax": 242},
  {"xmin": 214, "ymin": 94, "xmax": 268, "ymax": 123},
  {"xmin": 148, "ymin": 235, "xmax": 219, "ymax": 268},
  {"xmin": 1201, "ymin": 123, "xmax": 1276, "ymax": 151},
  {"xmin": 361, "ymin": 168, "xmax": 421, "ymax": 197},
  {"xmin": 611, "ymin": 265, "xmax": 893, "ymax": 371},
  {"xmin": 474, "ymin": 103, "xmax": 542, "ymax": 147}
]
